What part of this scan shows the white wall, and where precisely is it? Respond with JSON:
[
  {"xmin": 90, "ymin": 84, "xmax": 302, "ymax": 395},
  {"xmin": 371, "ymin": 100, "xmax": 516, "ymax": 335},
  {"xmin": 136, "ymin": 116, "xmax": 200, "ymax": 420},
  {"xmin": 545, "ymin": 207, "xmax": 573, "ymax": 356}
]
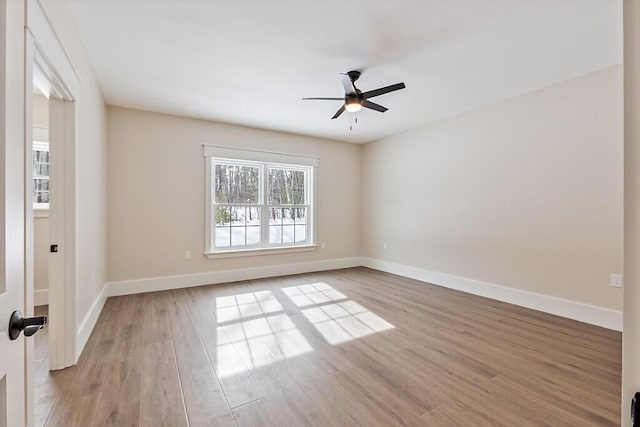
[
  {"xmin": 362, "ymin": 65, "xmax": 623, "ymax": 311},
  {"xmin": 32, "ymin": 92, "xmax": 48, "ymax": 128},
  {"xmin": 106, "ymin": 107, "xmax": 362, "ymax": 285},
  {"xmin": 39, "ymin": 0, "xmax": 108, "ymax": 329}
]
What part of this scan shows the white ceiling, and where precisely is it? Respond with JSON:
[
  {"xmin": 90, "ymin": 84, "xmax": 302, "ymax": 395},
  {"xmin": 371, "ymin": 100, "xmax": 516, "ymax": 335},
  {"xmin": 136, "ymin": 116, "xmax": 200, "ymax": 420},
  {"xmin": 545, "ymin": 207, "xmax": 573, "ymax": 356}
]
[{"xmin": 67, "ymin": 0, "xmax": 622, "ymax": 144}]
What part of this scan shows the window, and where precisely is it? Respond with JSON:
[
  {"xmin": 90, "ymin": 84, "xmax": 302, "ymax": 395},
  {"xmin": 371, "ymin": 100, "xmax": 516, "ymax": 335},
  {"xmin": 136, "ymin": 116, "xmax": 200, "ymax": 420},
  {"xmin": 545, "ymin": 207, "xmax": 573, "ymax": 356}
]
[
  {"xmin": 33, "ymin": 140, "xmax": 50, "ymax": 209},
  {"xmin": 204, "ymin": 146, "xmax": 317, "ymax": 255}
]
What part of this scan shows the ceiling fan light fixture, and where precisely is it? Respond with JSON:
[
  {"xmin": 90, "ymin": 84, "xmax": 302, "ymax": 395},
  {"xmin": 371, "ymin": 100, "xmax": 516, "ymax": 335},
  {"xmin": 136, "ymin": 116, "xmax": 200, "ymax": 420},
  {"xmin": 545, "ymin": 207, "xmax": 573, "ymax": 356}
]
[{"xmin": 345, "ymin": 99, "xmax": 362, "ymax": 113}]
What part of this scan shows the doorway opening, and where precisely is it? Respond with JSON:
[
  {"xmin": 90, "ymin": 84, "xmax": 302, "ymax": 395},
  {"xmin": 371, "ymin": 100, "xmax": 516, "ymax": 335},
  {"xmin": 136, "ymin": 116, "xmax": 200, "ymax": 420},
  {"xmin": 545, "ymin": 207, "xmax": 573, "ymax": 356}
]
[
  {"xmin": 31, "ymin": 88, "xmax": 51, "ymax": 425},
  {"xmin": 24, "ymin": 5, "xmax": 80, "ymax": 421}
]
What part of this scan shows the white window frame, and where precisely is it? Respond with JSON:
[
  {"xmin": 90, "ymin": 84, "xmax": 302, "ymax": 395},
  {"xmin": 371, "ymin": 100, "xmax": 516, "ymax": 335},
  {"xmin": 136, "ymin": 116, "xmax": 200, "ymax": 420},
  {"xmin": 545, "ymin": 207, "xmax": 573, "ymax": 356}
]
[{"xmin": 204, "ymin": 145, "xmax": 318, "ymax": 258}]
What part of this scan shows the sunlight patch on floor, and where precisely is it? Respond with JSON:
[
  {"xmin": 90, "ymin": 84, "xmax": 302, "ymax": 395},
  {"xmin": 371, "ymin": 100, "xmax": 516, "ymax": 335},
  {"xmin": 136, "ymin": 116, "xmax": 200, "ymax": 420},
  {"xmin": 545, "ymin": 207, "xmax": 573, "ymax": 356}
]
[
  {"xmin": 285, "ymin": 282, "xmax": 395, "ymax": 345},
  {"xmin": 215, "ymin": 306, "xmax": 311, "ymax": 378},
  {"xmin": 301, "ymin": 300, "xmax": 395, "ymax": 345},
  {"xmin": 282, "ymin": 282, "xmax": 348, "ymax": 308},
  {"xmin": 214, "ymin": 283, "xmax": 394, "ymax": 377},
  {"xmin": 215, "ymin": 290, "xmax": 283, "ymax": 323}
]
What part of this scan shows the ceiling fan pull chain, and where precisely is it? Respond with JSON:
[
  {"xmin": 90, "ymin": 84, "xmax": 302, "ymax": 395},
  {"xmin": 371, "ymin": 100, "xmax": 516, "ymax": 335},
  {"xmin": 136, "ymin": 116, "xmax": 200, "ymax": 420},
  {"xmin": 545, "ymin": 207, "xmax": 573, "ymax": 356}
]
[{"xmin": 350, "ymin": 114, "xmax": 358, "ymax": 131}]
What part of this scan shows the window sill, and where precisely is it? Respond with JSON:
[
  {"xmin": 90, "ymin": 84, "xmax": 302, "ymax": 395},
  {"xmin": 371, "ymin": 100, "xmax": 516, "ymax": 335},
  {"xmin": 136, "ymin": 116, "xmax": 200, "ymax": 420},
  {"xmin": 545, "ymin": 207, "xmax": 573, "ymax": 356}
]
[{"xmin": 205, "ymin": 244, "xmax": 317, "ymax": 259}]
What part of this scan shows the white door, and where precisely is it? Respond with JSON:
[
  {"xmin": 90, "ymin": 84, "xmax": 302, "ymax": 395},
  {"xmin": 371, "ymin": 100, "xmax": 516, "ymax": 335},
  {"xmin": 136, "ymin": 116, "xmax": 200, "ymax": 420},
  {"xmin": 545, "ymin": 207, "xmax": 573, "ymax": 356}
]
[{"xmin": 0, "ymin": 0, "xmax": 27, "ymax": 426}]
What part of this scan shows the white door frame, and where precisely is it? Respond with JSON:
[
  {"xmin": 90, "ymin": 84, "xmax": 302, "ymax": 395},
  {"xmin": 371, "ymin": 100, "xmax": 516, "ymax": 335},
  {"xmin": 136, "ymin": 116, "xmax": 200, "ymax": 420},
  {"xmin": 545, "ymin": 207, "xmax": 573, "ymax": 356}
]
[
  {"xmin": 46, "ymin": 96, "xmax": 76, "ymax": 369},
  {"xmin": 1, "ymin": 1, "xmax": 27, "ymax": 425},
  {"xmin": 23, "ymin": 1, "xmax": 79, "ymax": 422},
  {"xmin": 623, "ymin": 1, "xmax": 640, "ymax": 426}
]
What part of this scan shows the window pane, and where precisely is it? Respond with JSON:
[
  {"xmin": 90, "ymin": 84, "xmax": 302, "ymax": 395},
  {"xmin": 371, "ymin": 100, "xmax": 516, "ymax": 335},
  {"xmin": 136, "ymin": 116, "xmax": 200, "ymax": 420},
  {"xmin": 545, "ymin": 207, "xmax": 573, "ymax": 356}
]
[
  {"xmin": 216, "ymin": 207, "xmax": 231, "ymax": 226},
  {"xmin": 269, "ymin": 208, "xmax": 282, "ymax": 225},
  {"xmin": 294, "ymin": 225, "xmax": 306, "ymax": 243},
  {"xmin": 34, "ymin": 178, "xmax": 49, "ymax": 192},
  {"xmin": 215, "ymin": 206, "xmax": 261, "ymax": 249},
  {"xmin": 247, "ymin": 226, "xmax": 260, "ymax": 245},
  {"xmin": 282, "ymin": 225, "xmax": 295, "ymax": 244},
  {"xmin": 231, "ymin": 206, "xmax": 245, "ymax": 225},
  {"xmin": 282, "ymin": 208, "xmax": 294, "ymax": 225},
  {"xmin": 247, "ymin": 207, "xmax": 260, "ymax": 226},
  {"xmin": 34, "ymin": 179, "xmax": 50, "ymax": 204},
  {"xmin": 34, "ymin": 191, "xmax": 49, "ymax": 204},
  {"xmin": 268, "ymin": 168, "xmax": 305, "ymax": 205},
  {"xmin": 33, "ymin": 150, "xmax": 50, "ymax": 178},
  {"xmin": 215, "ymin": 227, "xmax": 231, "ymax": 247},
  {"xmin": 269, "ymin": 226, "xmax": 282, "ymax": 244},
  {"xmin": 37, "ymin": 150, "xmax": 49, "ymax": 163},
  {"xmin": 231, "ymin": 227, "xmax": 246, "ymax": 246},
  {"xmin": 214, "ymin": 163, "xmax": 259, "ymax": 204},
  {"xmin": 293, "ymin": 208, "xmax": 306, "ymax": 224},
  {"xmin": 38, "ymin": 162, "xmax": 50, "ymax": 177}
]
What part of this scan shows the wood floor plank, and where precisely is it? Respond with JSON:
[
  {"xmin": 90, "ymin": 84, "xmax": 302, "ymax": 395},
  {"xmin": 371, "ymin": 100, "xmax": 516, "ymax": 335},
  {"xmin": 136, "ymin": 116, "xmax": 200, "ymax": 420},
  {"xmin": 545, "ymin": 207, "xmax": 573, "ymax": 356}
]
[
  {"xmin": 165, "ymin": 289, "xmax": 235, "ymax": 426},
  {"xmin": 182, "ymin": 285, "xmax": 267, "ymax": 409},
  {"xmin": 91, "ymin": 295, "xmax": 144, "ymax": 426},
  {"xmin": 140, "ymin": 293, "xmax": 188, "ymax": 427},
  {"xmin": 34, "ymin": 267, "xmax": 621, "ymax": 426},
  {"xmin": 45, "ymin": 393, "xmax": 100, "ymax": 427}
]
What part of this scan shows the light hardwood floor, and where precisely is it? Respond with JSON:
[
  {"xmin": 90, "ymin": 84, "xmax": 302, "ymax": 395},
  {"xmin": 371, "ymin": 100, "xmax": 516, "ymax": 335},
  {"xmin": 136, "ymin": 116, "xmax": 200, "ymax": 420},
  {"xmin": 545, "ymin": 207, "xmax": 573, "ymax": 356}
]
[{"xmin": 34, "ymin": 267, "xmax": 621, "ymax": 426}]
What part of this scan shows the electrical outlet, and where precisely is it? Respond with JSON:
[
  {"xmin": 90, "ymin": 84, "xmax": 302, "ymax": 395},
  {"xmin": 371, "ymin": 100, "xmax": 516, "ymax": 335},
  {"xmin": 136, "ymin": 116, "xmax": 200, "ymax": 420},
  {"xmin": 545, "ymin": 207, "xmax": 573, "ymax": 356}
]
[
  {"xmin": 610, "ymin": 273, "xmax": 623, "ymax": 288},
  {"xmin": 184, "ymin": 250, "xmax": 191, "ymax": 261},
  {"xmin": 383, "ymin": 242, "xmax": 388, "ymax": 250},
  {"xmin": 321, "ymin": 242, "xmax": 326, "ymax": 249}
]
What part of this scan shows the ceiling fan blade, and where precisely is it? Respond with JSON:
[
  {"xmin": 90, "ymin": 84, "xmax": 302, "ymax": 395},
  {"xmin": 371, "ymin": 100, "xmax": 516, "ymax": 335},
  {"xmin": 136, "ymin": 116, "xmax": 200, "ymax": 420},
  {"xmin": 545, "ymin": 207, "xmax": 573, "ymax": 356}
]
[
  {"xmin": 361, "ymin": 82, "xmax": 406, "ymax": 99},
  {"xmin": 362, "ymin": 100, "xmax": 388, "ymax": 113},
  {"xmin": 340, "ymin": 73, "xmax": 357, "ymax": 95},
  {"xmin": 331, "ymin": 105, "xmax": 346, "ymax": 119},
  {"xmin": 302, "ymin": 97, "xmax": 344, "ymax": 101}
]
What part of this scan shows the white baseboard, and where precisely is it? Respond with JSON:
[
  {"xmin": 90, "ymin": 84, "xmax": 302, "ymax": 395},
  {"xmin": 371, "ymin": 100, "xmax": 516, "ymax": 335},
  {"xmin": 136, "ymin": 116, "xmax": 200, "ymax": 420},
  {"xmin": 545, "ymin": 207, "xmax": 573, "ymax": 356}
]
[
  {"xmin": 100, "ymin": 255, "xmax": 621, "ymax": 332},
  {"xmin": 362, "ymin": 257, "xmax": 622, "ymax": 331},
  {"xmin": 34, "ymin": 289, "xmax": 48, "ymax": 306},
  {"xmin": 76, "ymin": 284, "xmax": 107, "ymax": 361},
  {"xmin": 105, "ymin": 257, "xmax": 363, "ymax": 297}
]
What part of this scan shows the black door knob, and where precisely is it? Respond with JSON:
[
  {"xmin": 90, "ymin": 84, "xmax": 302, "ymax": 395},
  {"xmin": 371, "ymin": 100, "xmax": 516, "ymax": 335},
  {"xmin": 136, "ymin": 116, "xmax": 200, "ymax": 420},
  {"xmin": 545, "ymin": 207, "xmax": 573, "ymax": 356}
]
[{"xmin": 8, "ymin": 310, "xmax": 47, "ymax": 340}]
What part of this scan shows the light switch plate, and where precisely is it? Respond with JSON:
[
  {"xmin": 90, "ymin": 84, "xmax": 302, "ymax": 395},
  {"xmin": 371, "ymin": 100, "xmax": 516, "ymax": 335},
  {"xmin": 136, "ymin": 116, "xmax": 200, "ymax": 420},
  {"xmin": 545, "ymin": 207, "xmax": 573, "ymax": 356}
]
[{"xmin": 610, "ymin": 273, "xmax": 622, "ymax": 288}]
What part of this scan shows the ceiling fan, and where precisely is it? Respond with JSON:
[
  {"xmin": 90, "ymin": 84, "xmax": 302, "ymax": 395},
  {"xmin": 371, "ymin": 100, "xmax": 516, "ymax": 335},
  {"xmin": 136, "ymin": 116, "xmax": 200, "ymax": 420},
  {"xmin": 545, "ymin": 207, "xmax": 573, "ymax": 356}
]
[{"xmin": 303, "ymin": 70, "xmax": 406, "ymax": 119}]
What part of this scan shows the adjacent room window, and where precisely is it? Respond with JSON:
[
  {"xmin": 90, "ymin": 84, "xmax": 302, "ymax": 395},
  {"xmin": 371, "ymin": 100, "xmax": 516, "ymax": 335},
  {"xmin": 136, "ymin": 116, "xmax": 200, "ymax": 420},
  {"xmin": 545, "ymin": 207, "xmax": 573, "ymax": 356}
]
[
  {"xmin": 33, "ymin": 140, "xmax": 50, "ymax": 209},
  {"xmin": 205, "ymin": 146, "xmax": 316, "ymax": 254}
]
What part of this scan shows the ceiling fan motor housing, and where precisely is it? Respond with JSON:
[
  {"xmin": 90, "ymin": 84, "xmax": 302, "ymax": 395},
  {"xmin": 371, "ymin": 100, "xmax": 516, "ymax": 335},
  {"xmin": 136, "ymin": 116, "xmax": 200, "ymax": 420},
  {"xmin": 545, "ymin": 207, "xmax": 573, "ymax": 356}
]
[
  {"xmin": 346, "ymin": 94, "xmax": 361, "ymax": 103},
  {"xmin": 346, "ymin": 70, "xmax": 361, "ymax": 82}
]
